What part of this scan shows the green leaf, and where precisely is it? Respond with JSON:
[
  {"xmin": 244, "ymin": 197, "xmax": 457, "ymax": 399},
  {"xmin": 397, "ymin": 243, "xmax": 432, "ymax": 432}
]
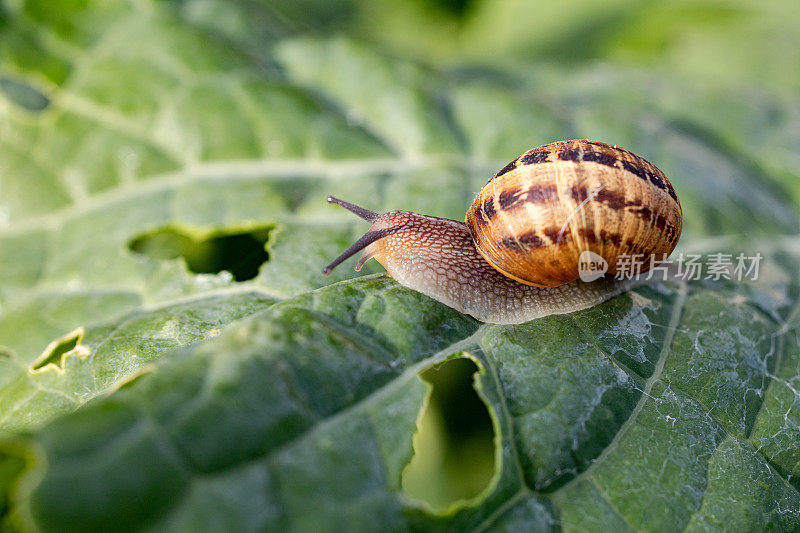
[{"xmin": 1, "ymin": 0, "xmax": 800, "ymax": 531}]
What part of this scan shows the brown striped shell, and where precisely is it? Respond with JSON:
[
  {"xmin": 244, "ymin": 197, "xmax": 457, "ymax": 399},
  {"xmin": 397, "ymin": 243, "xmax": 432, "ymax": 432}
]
[{"xmin": 466, "ymin": 140, "xmax": 682, "ymax": 287}]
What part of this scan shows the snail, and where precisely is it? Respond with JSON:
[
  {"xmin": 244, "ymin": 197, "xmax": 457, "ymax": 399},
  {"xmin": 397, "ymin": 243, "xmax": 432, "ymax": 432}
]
[{"xmin": 323, "ymin": 140, "xmax": 682, "ymax": 324}]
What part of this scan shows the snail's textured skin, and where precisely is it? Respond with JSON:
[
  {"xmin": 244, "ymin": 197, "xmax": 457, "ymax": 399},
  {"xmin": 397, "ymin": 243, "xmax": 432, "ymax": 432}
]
[
  {"xmin": 360, "ymin": 211, "xmax": 635, "ymax": 324},
  {"xmin": 467, "ymin": 140, "xmax": 682, "ymax": 287}
]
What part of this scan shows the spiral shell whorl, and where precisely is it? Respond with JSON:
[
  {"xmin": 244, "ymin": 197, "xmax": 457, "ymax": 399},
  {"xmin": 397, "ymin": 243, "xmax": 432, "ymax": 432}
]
[{"xmin": 466, "ymin": 140, "xmax": 682, "ymax": 287}]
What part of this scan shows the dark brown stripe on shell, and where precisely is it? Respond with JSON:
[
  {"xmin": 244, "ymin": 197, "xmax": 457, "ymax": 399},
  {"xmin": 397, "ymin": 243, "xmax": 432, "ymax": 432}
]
[
  {"xmin": 482, "ymin": 197, "xmax": 496, "ymax": 220},
  {"xmin": 599, "ymin": 229, "xmax": 622, "ymax": 246},
  {"xmin": 542, "ymin": 226, "xmax": 566, "ymax": 243},
  {"xmin": 651, "ymin": 212, "xmax": 668, "ymax": 232},
  {"xmin": 526, "ymin": 184, "xmax": 558, "ymax": 203},
  {"xmin": 621, "ymin": 160, "xmax": 662, "ymax": 189},
  {"xmin": 557, "ymin": 146, "xmax": 620, "ymax": 171},
  {"xmin": 668, "ymin": 185, "xmax": 680, "ymax": 207},
  {"xmin": 582, "ymin": 150, "xmax": 619, "ymax": 168},
  {"xmin": 518, "ymin": 232, "xmax": 546, "ymax": 247},
  {"xmin": 558, "ymin": 147, "xmax": 582, "ymax": 162},
  {"xmin": 494, "ymin": 159, "xmax": 518, "ymax": 179},
  {"xmin": 577, "ymin": 228, "xmax": 624, "ymax": 247},
  {"xmin": 634, "ymin": 205, "xmax": 680, "ymax": 242},
  {"xmin": 595, "ymin": 189, "xmax": 628, "ymax": 210},
  {"xmin": 489, "ymin": 149, "xmax": 552, "ymax": 183},
  {"xmin": 520, "ymin": 150, "xmax": 550, "ymax": 165},
  {"xmin": 498, "ymin": 187, "xmax": 525, "ymax": 210},
  {"xmin": 499, "ymin": 231, "xmax": 546, "ymax": 250},
  {"xmin": 632, "ymin": 206, "xmax": 677, "ymax": 241},
  {"xmin": 570, "ymin": 184, "xmax": 589, "ymax": 202},
  {"xmin": 495, "ymin": 185, "xmax": 559, "ymax": 212},
  {"xmin": 620, "ymin": 159, "xmax": 680, "ymax": 205}
]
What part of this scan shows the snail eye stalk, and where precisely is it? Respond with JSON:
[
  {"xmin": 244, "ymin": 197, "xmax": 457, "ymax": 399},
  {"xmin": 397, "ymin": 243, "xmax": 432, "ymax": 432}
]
[
  {"xmin": 326, "ymin": 196, "xmax": 379, "ymax": 222},
  {"xmin": 322, "ymin": 228, "xmax": 393, "ymax": 275}
]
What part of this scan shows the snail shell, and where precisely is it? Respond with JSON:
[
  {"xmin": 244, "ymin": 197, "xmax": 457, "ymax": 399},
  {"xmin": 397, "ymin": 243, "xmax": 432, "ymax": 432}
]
[
  {"xmin": 323, "ymin": 140, "xmax": 682, "ymax": 324},
  {"xmin": 467, "ymin": 140, "xmax": 682, "ymax": 287}
]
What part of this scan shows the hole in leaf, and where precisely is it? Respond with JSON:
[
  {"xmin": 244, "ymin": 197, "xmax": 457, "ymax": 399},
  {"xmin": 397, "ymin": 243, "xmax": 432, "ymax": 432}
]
[
  {"xmin": 128, "ymin": 226, "xmax": 271, "ymax": 282},
  {"xmin": 31, "ymin": 328, "xmax": 89, "ymax": 372},
  {"xmin": 0, "ymin": 75, "xmax": 50, "ymax": 111},
  {"xmin": 402, "ymin": 355, "xmax": 497, "ymax": 512}
]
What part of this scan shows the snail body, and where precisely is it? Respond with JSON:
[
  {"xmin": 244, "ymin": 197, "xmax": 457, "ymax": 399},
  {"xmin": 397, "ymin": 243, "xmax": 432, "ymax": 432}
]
[{"xmin": 323, "ymin": 140, "xmax": 682, "ymax": 324}]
